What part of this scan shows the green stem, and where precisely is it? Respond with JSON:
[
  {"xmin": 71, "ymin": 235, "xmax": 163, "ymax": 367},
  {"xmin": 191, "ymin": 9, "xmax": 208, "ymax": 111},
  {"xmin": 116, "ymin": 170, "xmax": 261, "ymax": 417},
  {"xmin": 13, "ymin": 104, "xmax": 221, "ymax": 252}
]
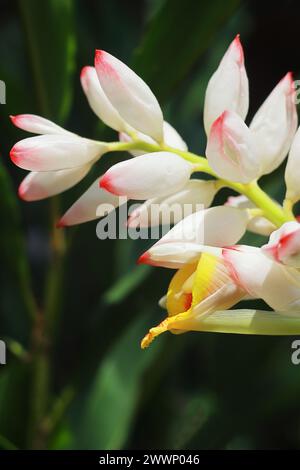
[{"xmin": 240, "ymin": 181, "xmax": 295, "ymax": 227}]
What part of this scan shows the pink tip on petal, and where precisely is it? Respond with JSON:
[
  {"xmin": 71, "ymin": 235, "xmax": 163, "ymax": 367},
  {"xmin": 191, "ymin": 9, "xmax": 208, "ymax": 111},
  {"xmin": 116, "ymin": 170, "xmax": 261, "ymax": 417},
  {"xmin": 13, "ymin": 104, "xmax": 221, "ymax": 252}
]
[
  {"xmin": 10, "ymin": 115, "xmax": 17, "ymax": 125},
  {"xmin": 99, "ymin": 173, "xmax": 118, "ymax": 194},
  {"xmin": 94, "ymin": 50, "xmax": 119, "ymax": 80},
  {"xmin": 95, "ymin": 49, "xmax": 104, "ymax": 65},
  {"xmin": 18, "ymin": 180, "xmax": 27, "ymax": 200},
  {"xmin": 281, "ymin": 71, "xmax": 295, "ymax": 95},
  {"xmin": 231, "ymin": 34, "xmax": 244, "ymax": 64},
  {"xmin": 10, "ymin": 147, "xmax": 19, "ymax": 164},
  {"xmin": 137, "ymin": 251, "xmax": 151, "ymax": 265},
  {"xmin": 80, "ymin": 66, "xmax": 91, "ymax": 79},
  {"xmin": 56, "ymin": 218, "xmax": 66, "ymax": 229}
]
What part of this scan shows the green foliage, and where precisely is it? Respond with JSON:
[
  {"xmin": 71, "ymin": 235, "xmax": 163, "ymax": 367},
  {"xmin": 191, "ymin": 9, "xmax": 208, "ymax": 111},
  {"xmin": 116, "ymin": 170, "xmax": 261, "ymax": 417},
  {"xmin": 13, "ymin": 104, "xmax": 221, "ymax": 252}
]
[
  {"xmin": 0, "ymin": 0, "xmax": 300, "ymax": 452},
  {"xmin": 19, "ymin": 0, "xmax": 76, "ymax": 121},
  {"xmin": 133, "ymin": 0, "xmax": 240, "ymax": 101}
]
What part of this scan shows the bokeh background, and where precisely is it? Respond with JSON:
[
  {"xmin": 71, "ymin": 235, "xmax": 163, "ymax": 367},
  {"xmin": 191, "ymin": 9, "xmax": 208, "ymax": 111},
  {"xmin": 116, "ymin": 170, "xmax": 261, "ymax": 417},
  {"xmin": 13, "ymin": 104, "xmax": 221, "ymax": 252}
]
[{"xmin": 1, "ymin": 0, "xmax": 300, "ymax": 450}]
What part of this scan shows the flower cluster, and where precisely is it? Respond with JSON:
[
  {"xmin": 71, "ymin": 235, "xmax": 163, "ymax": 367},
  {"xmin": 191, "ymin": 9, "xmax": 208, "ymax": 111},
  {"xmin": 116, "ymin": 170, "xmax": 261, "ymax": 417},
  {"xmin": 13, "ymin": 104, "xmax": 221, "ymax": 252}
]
[{"xmin": 10, "ymin": 36, "xmax": 300, "ymax": 348}]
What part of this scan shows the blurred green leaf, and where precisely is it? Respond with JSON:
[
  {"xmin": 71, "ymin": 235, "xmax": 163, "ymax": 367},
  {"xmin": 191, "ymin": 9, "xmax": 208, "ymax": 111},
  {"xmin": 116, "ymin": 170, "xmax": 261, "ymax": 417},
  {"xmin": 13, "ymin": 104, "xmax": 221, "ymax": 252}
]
[
  {"xmin": 69, "ymin": 312, "xmax": 162, "ymax": 450},
  {"xmin": 19, "ymin": 0, "xmax": 76, "ymax": 121},
  {"xmin": 133, "ymin": 0, "xmax": 240, "ymax": 101},
  {"xmin": 103, "ymin": 265, "xmax": 151, "ymax": 305},
  {"xmin": 0, "ymin": 162, "xmax": 34, "ymax": 337},
  {"xmin": 0, "ymin": 360, "xmax": 30, "ymax": 448}
]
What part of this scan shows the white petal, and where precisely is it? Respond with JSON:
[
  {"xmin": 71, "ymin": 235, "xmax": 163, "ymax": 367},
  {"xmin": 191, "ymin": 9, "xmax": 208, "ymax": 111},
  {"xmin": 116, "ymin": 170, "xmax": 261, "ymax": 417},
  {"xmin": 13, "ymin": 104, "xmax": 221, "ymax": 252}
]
[
  {"xmin": 18, "ymin": 165, "xmax": 91, "ymax": 201},
  {"xmin": 204, "ymin": 35, "xmax": 249, "ymax": 135},
  {"xmin": 80, "ymin": 66, "xmax": 128, "ymax": 132},
  {"xmin": 99, "ymin": 152, "xmax": 192, "ymax": 200},
  {"xmin": 223, "ymin": 245, "xmax": 300, "ymax": 311},
  {"xmin": 138, "ymin": 242, "xmax": 222, "ymax": 269},
  {"xmin": 262, "ymin": 221, "xmax": 300, "ymax": 268},
  {"xmin": 10, "ymin": 135, "xmax": 106, "ymax": 171},
  {"xmin": 250, "ymin": 72, "xmax": 298, "ymax": 175},
  {"xmin": 128, "ymin": 180, "xmax": 217, "ymax": 228},
  {"xmin": 10, "ymin": 114, "xmax": 73, "ymax": 136},
  {"xmin": 206, "ymin": 111, "xmax": 260, "ymax": 183},
  {"xmin": 162, "ymin": 121, "xmax": 187, "ymax": 151},
  {"xmin": 225, "ymin": 194, "xmax": 276, "ymax": 236},
  {"xmin": 285, "ymin": 126, "xmax": 300, "ymax": 202},
  {"xmin": 156, "ymin": 206, "xmax": 249, "ymax": 246},
  {"xmin": 58, "ymin": 177, "xmax": 124, "ymax": 227},
  {"xmin": 138, "ymin": 206, "xmax": 248, "ymax": 267},
  {"xmin": 95, "ymin": 50, "xmax": 163, "ymax": 142}
]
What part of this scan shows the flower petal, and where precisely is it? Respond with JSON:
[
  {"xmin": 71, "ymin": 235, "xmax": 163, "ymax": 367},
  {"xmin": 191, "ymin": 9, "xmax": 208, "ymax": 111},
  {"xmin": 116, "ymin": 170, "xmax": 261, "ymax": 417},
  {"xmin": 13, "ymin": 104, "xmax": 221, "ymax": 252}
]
[
  {"xmin": 154, "ymin": 206, "xmax": 249, "ymax": 246},
  {"xmin": 10, "ymin": 114, "xmax": 73, "ymax": 135},
  {"xmin": 19, "ymin": 165, "xmax": 91, "ymax": 202},
  {"xmin": 223, "ymin": 245, "xmax": 300, "ymax": 311},
  {"xmin": 204, "ymin": 35, "xmax": 249, "ymax": 135},
  {"xmin": 206, "ymin": 110, "xmax": 260, "ymax": 183},
  {"xmin": 250, "ymin": 72, "xmax": 298, "ymax": 175},
  {"xmin": 57, "ymin": 177, "xmax": 124, "ymax": 227},
  {"xmin": 10, "ymin": 135, "xmax": 106, "ymax": 171},
  {"xmin": 285, "ymin": 126, "xmax": 300, "ymax": 203},
  {"xmin": 99, "ymin": 152, "xmax": 192, "ymax": 200},
  {"xmin": 95, "ymin": 50, "xmax": 163, "ymax": 142},
  {"xmin": 262, "ymin": 221, "xmax": 300, "ymax": 268},
  {"xmin": 138, "ymin": 206, "xmax": 249, "ymax": 267},
  {"xmin": 80, "ymin": 66, "xmax": 128, "ymax": 132},
  {"xmin": 138, "ymin": 242, "xmax": 220, "ymax": 269},
  {"xmin": 128, "ymin": 179, "xmax": 217, "ymax": 228},
  {"xmin": 141, "ymin": 253, "xmax": 244, "ymax": 348}
]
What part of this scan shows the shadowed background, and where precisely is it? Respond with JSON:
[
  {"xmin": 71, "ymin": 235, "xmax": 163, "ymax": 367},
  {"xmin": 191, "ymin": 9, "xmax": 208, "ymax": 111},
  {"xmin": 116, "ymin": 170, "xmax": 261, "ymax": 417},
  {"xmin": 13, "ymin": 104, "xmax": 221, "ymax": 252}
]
[{"xmin": 0, "ymin": 0, "xmax": 300, "ymax": 450}]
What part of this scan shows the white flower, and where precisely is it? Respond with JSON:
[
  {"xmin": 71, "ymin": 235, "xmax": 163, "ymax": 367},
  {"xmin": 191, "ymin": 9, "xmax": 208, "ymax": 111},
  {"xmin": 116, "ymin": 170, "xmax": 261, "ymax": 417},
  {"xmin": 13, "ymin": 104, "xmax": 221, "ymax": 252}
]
[
  {"xmin": 204, "ymin": 35, "xmax": 249, "ymax": 135},
  {"xmin": 95, "ymin": 50, "xmax": 163, "ymax": 142},
  {"xmin": 99, "ymin": 152, "xmax": 193, "ymax": 200},
  {"xmin": 250, "ymin": 72, "xmax": 297, "ymax": 175},
  {"xmin": 138, "ymin": 206, "xmax": 249, "ymax": 268}
]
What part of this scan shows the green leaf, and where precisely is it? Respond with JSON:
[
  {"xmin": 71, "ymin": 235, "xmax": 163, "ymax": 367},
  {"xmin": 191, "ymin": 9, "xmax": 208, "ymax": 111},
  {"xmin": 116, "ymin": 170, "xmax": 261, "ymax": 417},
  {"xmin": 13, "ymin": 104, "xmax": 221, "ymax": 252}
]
[
  {"xmin": 19, "ymin": 0, "xmax": 76, "ymax": 121},
  {"xmin": 69, "ymin": 312, "xmax": 163, "ymax": 450},
  {"xmin": 103, "ymin": 265, "xmax": 151, "ymax": 305},
  {"xmin": 133, "ymin": 0, "xmax": 240, "ymax": 101},
  {"xmin": 0, "ymin": 162, "xmax": 35, "ymax": 336},
  {"xmin": 0, "ymin": 360, "xmax": 31, "ymax": 448}
]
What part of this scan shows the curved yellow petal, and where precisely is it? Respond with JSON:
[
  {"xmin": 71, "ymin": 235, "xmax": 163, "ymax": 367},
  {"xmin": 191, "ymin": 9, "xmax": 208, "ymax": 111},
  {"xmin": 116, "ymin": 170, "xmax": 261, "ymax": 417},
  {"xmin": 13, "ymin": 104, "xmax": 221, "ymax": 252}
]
[{"xmin": 166, "ymin": 262, "xmax": 197, "ymax": 316}]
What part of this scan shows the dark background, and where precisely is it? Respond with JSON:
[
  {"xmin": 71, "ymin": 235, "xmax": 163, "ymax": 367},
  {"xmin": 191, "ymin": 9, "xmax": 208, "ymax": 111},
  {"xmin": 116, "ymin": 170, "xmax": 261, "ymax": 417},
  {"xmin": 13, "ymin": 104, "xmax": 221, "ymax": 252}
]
[{"xmin": 0, "ymin": 0, "xmax": 300, "ymax": 450}]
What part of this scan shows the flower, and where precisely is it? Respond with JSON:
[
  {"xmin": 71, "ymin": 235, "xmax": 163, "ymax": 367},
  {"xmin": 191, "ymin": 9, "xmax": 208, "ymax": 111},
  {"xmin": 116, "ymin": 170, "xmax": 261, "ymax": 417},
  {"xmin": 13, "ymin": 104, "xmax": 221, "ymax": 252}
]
[
  {"xmin": 10, "ymin": 36, "xmax": 300, "ymax": 349},
  {"xmin": 203, "ymin": 35, "xmax": 249, "ymax": 135},
  {"xmin": 94, "ymin": 50, "xmax": 164, "ymax": 142},
  {"xmin": 141, "ymin": 244, "xmax": 300, "ymax": 348},
  {"xmin": 127, "ymin": 180, "xmax": 217, "ymax": 229},
  {"xmin": 99, "ymin": 152, "xmax": 193, "ymax": 200},
  {"xmin": 138, "ymin": 206, "xmax": 250, "ymax": 268}
]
